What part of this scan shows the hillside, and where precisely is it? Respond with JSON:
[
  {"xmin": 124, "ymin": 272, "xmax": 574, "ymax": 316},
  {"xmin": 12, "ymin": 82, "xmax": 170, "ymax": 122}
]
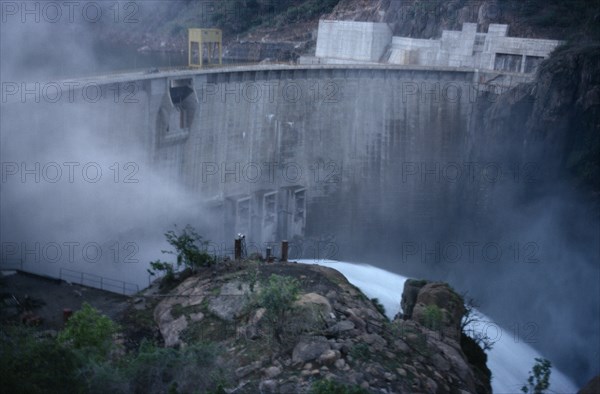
[
  {"xmin": 1, "ymin": 262, "xmax": 492, "ymax": 393},
  {"xmin": 124, "ymin": 260, "xmax": 493, "ymax": 393},
  {"xmin": 99, "ymin": 0, "xmax": 600, "ymax": 62}
]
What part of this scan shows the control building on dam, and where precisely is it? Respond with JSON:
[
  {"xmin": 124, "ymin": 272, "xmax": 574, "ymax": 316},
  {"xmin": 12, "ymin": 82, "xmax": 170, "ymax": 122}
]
[{"xmin": 1, "ymin": 22, "xmax": 562, "ymax": 262}]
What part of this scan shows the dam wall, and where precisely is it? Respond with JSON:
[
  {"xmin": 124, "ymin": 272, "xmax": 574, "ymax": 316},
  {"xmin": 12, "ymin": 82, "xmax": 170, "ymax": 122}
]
[
  {"xmin": 1, "ymin": 64, "xmax": 508, "ymax": 272},
  {"xmin": 149, "ymin": 66, "xmax": 483, "ymax": 253}
]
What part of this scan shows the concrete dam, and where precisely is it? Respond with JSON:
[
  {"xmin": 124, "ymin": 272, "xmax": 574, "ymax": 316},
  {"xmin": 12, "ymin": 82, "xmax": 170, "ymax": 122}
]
[
  {"xmin": 1, "ymin": 20, "xmax": 566, "ymax": 288},
  {"xmin": 1, "ymin": 64, "xmax": 532, "ymax": 282},
  {"xmin": 153, "ymin": 64, "xmax": 482, "ymax": 249},
  {"xmin": 2, "ymin": 63, "xmax": 597, "ymax": 388}
]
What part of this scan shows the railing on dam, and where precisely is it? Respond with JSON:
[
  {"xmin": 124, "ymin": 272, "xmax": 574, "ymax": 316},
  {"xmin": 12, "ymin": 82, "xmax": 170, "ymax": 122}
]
[
  {"xmin": 58, "ymin": 61, "xmax": 295, "ymax": 82},
  {"xmin": 54, "ymin": 60, "xmax": 534, "ymax": 95},
  {"xmin": 59, "ymin": 267, "xmax": 139, "ymax": 296},
  {"xmin": 0, "ymin": 261, "xmax": 139, "ymax": 296}
]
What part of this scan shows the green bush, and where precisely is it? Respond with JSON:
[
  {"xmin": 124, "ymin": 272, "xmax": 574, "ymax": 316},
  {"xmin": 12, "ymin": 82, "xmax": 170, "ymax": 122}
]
[
  {"xmin": 76, "ymin": 339, "xmax": 227, "ymax": 394},
  {"xmin": 1, "ymin": 321, "xmax": 227, "ymax": 393},
  {"xmin": 147, "ymin": 259, "xmax": 176, "ymax": 282},
  {"xmin": 149, "ymin": 225, "xmax": 215, "ymax": 285},
  {"xmin": 257, "ymin": 274, "xmax": 300, "ymax": 343},
  {"xmin": 349, "ymin": 343, "xmax": 370, "ymax": 361},
  {"xmin": 163, "ymin": 225, "xmax": 215, "ymax": 271},
  {"xmin": 521, "ymin": 358, "xmax": 552, "ymax": 394},
  {"xmin": 123, "ymin": 340, "xmax": 226, "ymax": 394},
  {"xmin": 422, "ymin": 304, "xmax": 443, "ymax": 331},
  {"xmin": 0, "ymin": 325, "xmax": 85, "ymax": 393},
  {"xmin": 57, "ymin": 302, "xmax": 119, "ymax": 360},
  {"xmin": 370, "ymin": 297, "xmax": 387, "ymax": 318}
]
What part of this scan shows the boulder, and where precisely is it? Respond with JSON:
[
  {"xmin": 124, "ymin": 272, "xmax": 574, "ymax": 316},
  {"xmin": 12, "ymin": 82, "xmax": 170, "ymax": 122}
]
[
  {"xmin": 258, "ymin": 379, "xmax": 277, "ymax": 393},
  {"xmin": 295, "ymin": 292, "xmax": 332, "ymax": 316},
  {"xmin": 292, "ymin": 336, "xmax": 331, "ymax": 364},
  {"xmin": 327, "ymin": 319, "xmax": 355, "ymax": 334},
  {"xmin": 235, "ymin": 360, "xmax": 262, "ymax": 379},
  {"xmin": 208, "ymin": 296, "xmax": 248, "ymax": 321},
  {"xmin": 334, "ymin": 358, "xmax": 346, "ymax": 369},
  {"xmin": 264, "ymin": 366, "xmax": 282, "ymax": 379},
  {"xmin": 318, "ymin": 349, "xmax": 340, "ymax": 366},
  {"xmin": 160, "ymin": 315, "xmax": 188, "ymax": 347},
  {"xmin": 189, "ymin": 312, "xmax": 204, "ymax": 322},
  {"xmin": 400, "ymin": 279, "xmax": 428, "ymax": 319},
  {"xmin": 245, "ymin": 307, "xmax": 266, "ymax": 339},
  {"xmin": 411, "ymin": 282, "xmax": 465, "ymax": 340}
]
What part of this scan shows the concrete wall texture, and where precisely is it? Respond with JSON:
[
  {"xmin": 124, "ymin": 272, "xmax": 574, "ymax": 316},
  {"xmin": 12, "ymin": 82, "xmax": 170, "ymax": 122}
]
[
  {"xmin": 0, "ymin": 64, "xmax": 533, "ymax": 284},
  {"xmin": 315, "ymin": 20, "xmax": 392, "ymax": 63},
  {"xmin": 313, "ymin": 21, "xmax": 563, "ymax": 74},
  {"xmin": 149, "ymin": 66, "xmax": 480, "ymax": 255}
]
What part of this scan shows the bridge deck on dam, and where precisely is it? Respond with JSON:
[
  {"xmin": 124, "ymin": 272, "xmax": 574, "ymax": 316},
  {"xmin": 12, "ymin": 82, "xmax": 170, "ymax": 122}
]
[{"xmin": 57, "ymin": 63, "xmax": 532, "ymax": 87}]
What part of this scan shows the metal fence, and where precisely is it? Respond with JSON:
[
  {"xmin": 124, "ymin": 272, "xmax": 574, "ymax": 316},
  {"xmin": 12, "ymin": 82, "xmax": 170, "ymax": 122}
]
[{"xmin": 59, "ymin": 268, "xmax": 139, "ymax": 296}]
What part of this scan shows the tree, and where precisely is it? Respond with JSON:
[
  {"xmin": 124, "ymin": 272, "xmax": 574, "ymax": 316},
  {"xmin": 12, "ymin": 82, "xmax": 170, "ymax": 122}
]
[
  {"xmin": 461, "ymin": 291, "xmax": 497, "ymax": 351},
  {"xmin": 148, "ymin": 225, "xmax": 215, "ymax": 280},
  {"xmin": 257, "ymin": 274, "xmax": 300, "ymax": 343},
  {"xmin": 0, "ymin": 326, "xmax": 85, "ymax": 393},
  {"xmin": 147, "ymin": 259, "xmax": 176, "ymax": 282},
  {"xmin": 521, "ymin": 358, "xmax": 552, "ymax": 394},
  {"xmin": 163, "ymin": 225, "xmax": 215, "ymax": 271},
  {"xmin": 57, "ymin": 302, "xmax": 119, "ymax": 360}
]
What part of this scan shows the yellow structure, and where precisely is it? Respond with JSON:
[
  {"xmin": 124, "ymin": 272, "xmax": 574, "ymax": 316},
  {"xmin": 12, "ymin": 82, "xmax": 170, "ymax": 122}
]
[{"xmin": 188, "ymin": 28, "xmax": 222, "ymax": 68}]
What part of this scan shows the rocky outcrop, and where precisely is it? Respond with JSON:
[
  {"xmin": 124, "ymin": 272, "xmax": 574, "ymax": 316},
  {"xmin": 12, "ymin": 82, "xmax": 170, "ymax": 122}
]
[
  {"xmin": 395, "ymin": 279, "xmax": 491, "ymax": 394},
  {"xmin": 469, "ymin": 44, "xmax": 600, "ymax": 194},
  {"xmin": 292, "ymin": 336, "xmax": 331, "ymax": 364},
  {"xmin": 147, "ymin": 262, "xmax": 491, "ymax": 393},
  {"xmin": 463, "ymin": 39, "xmax": 600, "ymax": 389},
  {"xmin": 399, "ymin": 278, "xmax": 427, "ymax": 320},
  {"xmin": 401, "ymin": 279, "xmax": 466, "ymax": 339},
  {"xmin": 525, "ymin": 45, "xmax": 600, "ymax": 192},
  {"xmin": 327, "ymin": 0, "xmax": 596, "ymax": 41},
  {"xmin": 223, "ymin": 41, "xmax": 309, "ymax": 63},
  {"xmin": 412, "ymin": 282, "xmax": 466, "ymax": 340}
]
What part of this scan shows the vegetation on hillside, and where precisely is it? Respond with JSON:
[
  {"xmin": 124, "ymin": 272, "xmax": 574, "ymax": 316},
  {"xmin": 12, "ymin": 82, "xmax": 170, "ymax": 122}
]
[
  {"xmin": 148, "ymin": 224, "xmax": 215, "ymax": 285},
  {"xmin": 0, "ymin": 227, "xmax": 550, "ymax": 393},
  {"xmin": 0, "ymin": 305, "xmax": 228, "ymax": 394},
  {"xmin": 257, "ymin": 274, "xmax": 301, "ymax": 343},
  {"xmin": 521, "ymin": 358, "xmax": 553, "ymax": 394},
  {"xmin": 499, "ymin": 0, "xmax": 600, "ymax": 43}
]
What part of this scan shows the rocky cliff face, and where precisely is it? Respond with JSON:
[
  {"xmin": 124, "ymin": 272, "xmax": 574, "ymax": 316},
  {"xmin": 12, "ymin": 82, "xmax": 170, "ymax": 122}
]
[
  {"xmin": 97, "ymin": 0, "xmax": 599, "ymax": 62},
  {"xmin": 468, "ymin": 43, "xmax": 600, "ymax": 200},
  {"xmin": 462, "ymin": 42, "xmax": 600, "ymax": 386},
  {"xmin": 525, "ymin": 45, "xmax": 600, "ymax": 192},
  {"xmin": 327, "ymin": 0, "xmax": 598, "ymax": 40},
  {"xmin": 138, "ymin": 261, "xmax": 491, "ymax": 393}
]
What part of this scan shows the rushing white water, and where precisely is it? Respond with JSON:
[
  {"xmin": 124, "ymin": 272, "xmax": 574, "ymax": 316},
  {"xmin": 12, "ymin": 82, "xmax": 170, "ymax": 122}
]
[{"xmin": 297, "ymin": 259, "xmax": 578, "ymax": 394}]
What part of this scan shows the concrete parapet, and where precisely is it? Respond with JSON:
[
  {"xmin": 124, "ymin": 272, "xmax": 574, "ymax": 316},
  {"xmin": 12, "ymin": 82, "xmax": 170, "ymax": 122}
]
[{"xmin": 315, "ymin": 20, "xmax": 392, "ymax": 63}]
